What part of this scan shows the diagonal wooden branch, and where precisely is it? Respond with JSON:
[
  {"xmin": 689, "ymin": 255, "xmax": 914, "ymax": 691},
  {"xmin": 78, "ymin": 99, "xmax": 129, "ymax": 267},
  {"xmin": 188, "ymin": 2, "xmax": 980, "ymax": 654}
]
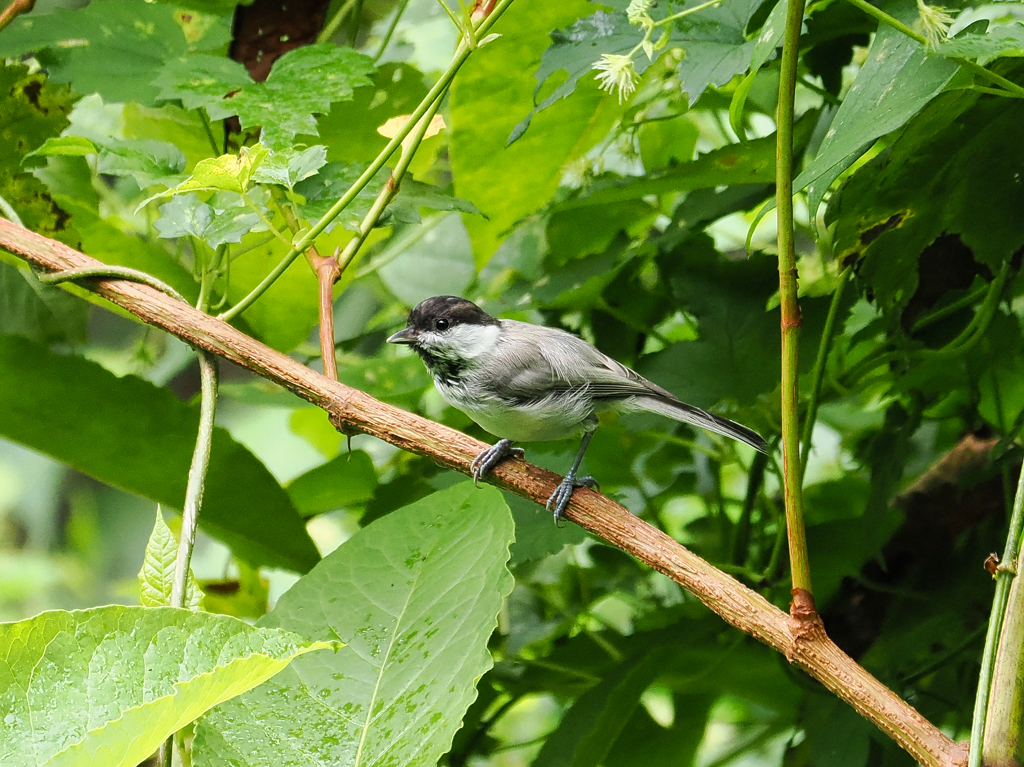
[{"xmin": 0, "ymin": 217, "xmax": 967, "ymax": 767}]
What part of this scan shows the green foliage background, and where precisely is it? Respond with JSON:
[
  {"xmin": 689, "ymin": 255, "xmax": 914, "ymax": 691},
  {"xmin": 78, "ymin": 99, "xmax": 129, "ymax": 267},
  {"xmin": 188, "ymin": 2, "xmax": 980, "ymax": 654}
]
[{"xmin": 2, "ymin": 0, "xmax": 1023, "ymax": 763}]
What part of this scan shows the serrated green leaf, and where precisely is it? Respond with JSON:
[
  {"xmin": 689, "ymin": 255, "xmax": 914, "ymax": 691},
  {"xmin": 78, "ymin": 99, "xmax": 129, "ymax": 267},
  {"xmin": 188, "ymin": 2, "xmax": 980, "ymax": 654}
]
[
  {"xmin": 0, "ymin": 1, "xmax": 231, "ymax": 105},
  {"xmin": 172, "ymin": 144, "xmax": 269, "ymax": 195},
  {"xmin": 155, "ymin": 190, "xmax": 269, "ymax": 248},
  {"xmin": 96, "ymin": 139, "xmax": 188, "ymax": 188},
  {"xmin": 156, "ymin": 44, "xmax": 375, "ymax": 149},
  {"xmin": 156, "ymin": 193, "xmax": 215, "ymax": 240},
  {"xmin": 934, "ymin": 22, "xmax": 1024, "ymax": 65},
  {"xmin": 192, "ymin": 482, "xmax": 515, "ymax": 767},
  {"xmin": 0, "ymin": 335, "xmax": 320, "ymax": 572},
  {"xmin": 0, "ymin": 606, "xmax": 334, "ymax": 767},
  {"xmin": 314, "ymin": 62, "xmax": 430, "ymax": 164},
  {"xmin": 294, "ymin": 160, "xmax": 386, "ymax": 231},
  {"xmin": 252, "ymin": 145, "xmax": 328, "ymax": 189},
  {"xmin": 25, "ymin": 136, "xmax": 97, "ymax": 158},
  {"xmin": 139, "ymin": 506, "xmax": 203, "ymax": 609}
]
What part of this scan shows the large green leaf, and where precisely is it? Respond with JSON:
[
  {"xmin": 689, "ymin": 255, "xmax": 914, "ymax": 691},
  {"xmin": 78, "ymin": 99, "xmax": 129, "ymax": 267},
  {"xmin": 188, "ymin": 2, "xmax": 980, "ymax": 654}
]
[
  {"xmin": 155, "ymin": 45, "xmax": 375, "ymax": 149},
  {"xmin": 0, "ymin": 262, "xmax": 87, "ymax": 346},
  {"xmin": 797, "ymin": 20, "xmax": 959, "ymax": 212},
  {"xmin": 0, "ymin": 1, "xmax": 231, "ymax": 105},
  {"xmin": 193, "ymin": 481, "xmax": 515, "ymax": 767},
  {"xmin": 0, "ymin": 335, "xmax": 320, "ymax": 571},
  {"xmin": 533, "ymin": 647, "xmax": 673, "ymax": 767},
  {"xmin": 450, "ymin": 0, "xmax": 622, "ymax": 262},
  {"xmin": 829, "ymin": 89, "xmax": 1024, "ymax": 309},
  {"xmin": 0, "ymin": 606, "xmax": 333, "ymax": 767}
]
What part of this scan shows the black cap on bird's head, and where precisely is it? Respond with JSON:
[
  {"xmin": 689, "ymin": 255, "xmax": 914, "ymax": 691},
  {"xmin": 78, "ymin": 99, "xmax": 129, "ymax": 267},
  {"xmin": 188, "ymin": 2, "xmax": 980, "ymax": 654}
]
[{"xmin": 386, "ymin": 296, "xmax": 498, "ymax": 346}]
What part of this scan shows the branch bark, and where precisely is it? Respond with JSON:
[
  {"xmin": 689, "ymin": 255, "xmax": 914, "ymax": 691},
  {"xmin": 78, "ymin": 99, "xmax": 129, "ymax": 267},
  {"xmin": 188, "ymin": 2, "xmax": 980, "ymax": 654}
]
[{"xmin": 0, "ymin": 216, "xmax": 968, "ymax": 767}]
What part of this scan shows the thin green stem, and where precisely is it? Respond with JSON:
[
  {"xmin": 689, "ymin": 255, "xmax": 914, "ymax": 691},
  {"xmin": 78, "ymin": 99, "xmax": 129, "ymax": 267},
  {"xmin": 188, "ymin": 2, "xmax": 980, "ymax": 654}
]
[
  {"xmin": 347, "ymin": 0, "xmax": 364, "ymax": 45},
  {"xmin": 36, "ymin": 265, "xmax": 186, "ymax": 302},
  {"xmin": 800, "ymin": 267, "xmax": 850, "ymax": 476},
  {"xmin": 842, "ymin": 0, "xmax": 1024, "ymax": 99},
  {"xmin": 732, "ymin": 450, "xmax": 769, "ymax": 566},
  {"xmin": 219, "ymin": 0, "xmax": 516, "ymax": 322},
  {"xmin": 910, "ymin": 282, "xmax": 987, "ymax": 334},
  {"xmin": 229, "ymin": 232, "xmax": 277, "ymax": 261},
  {"xmin": 336, "ymin": 97, "xmax": 445, "ymax": 275},
  {"xmin": 776, "ymin": 0, "xmax": 813, "ymax": 599},
  {"xmin": 917, "ymin": 260, "xmax": 1010, "ymax": 359},
  {"xmin": 317, "ymin": 0, "xmax": 361, "ymax": 43},
  {"xmin": 242, "ymin": 191, "xmax": 291, "ymax": 246},
  {"xmin": 652, "ymin": 0, "xmax": 723, "ymax": 27},
  {"xmin": 0, "ymin": 192, "xmax": 23, "ymax": 226},
  {"xmin": 969, "ymin": 457, "xmax": 1024, "ymax": 767},
  {"xmin": 198, "ymin": 110, "xmax": 221, "ymax": 156},
  {"xmin": 374, "ymin": 0, "xmax": 411, "ymax": 61},
  {"xmin": 170, "ymin": 350, "xmax": 218, "ymax": 609}
]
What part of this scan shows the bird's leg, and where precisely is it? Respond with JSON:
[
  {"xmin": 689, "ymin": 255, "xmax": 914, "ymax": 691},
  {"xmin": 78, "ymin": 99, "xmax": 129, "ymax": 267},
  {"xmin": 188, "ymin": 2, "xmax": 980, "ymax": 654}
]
[
  {"xmin": 470, "ymin": 438, "xmax": 525, "ymax": 487},
  {"xmin": 546, "ymin": 429, "xmax": 599, "ymax": 526}
]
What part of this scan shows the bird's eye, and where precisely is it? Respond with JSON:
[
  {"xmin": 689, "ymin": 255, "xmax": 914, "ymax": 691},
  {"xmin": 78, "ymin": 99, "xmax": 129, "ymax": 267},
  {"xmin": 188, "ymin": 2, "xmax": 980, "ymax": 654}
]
[{"xmin": 435, "ymin": 318, "xmax": 450, "ymax": 331}]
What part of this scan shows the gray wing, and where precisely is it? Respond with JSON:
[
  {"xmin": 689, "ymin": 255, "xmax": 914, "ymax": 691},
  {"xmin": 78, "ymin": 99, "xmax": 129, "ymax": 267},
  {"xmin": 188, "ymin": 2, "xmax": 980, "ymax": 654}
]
[
  {"xmin": 489, "ymin": 320, "xmax": 674, "ymax": 402},
  {"xmin": 488, "ymin": 320, "xmax": 768, "ymax": 453}
]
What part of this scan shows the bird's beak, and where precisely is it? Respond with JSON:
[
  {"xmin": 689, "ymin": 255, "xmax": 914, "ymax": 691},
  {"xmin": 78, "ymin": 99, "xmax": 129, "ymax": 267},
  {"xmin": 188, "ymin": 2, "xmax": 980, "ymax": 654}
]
[{"xmin": 387, "ymin": 327, "xmax": 417, "ymax": 345}]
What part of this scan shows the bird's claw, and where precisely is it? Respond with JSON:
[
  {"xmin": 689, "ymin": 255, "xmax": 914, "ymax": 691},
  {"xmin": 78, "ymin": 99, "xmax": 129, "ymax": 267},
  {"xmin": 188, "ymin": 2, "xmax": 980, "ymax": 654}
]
[
  {"xmin": 470, "ymin": 439, "xmax": 525, "ymax": 487},
  {"xmin": 546, "ymin": 475, "xmax": 599, "ymax": 526}
]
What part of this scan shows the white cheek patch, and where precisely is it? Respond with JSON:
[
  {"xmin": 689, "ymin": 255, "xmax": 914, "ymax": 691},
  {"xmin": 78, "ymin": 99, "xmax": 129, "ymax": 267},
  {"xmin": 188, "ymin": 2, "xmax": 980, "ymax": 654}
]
[{"xmin": 452, "ymin": 323, "xmax": 501, "ymax": 359}]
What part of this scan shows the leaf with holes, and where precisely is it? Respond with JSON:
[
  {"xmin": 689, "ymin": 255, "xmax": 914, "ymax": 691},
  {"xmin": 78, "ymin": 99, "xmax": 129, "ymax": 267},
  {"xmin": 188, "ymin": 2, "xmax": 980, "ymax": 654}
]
[{"xmin": 192, "ymin": 482, "xmax": 514, "ymax": 767}]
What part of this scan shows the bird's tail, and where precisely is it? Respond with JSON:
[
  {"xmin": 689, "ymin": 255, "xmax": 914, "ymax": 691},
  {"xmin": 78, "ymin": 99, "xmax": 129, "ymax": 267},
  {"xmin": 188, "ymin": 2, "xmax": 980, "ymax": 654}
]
[{"xmin": 631, "ymin": 395, "xmax": 768, "ymax": 454}]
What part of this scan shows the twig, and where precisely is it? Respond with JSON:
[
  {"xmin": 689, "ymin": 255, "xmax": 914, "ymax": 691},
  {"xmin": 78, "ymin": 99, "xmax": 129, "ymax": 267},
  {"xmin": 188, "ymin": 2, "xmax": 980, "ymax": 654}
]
[
  {"xmin": 0, "ymin": 215, "xmax": 969, "ymax": 767},
  {"xmin": 0, "ymin": 0, "xmax": 34, "ymax": 33}
]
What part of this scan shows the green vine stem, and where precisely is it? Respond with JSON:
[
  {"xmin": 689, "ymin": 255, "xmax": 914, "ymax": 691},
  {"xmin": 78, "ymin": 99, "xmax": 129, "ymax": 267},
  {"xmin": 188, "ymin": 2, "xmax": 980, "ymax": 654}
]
[
  {"xmin": 776, "ymin": 0, "xmax": 815, "ymax": 613},
  {"xmin": 970, "ymin": 456, "xmax": 1024, "ymax": 767},
  {"xmin": 35, "ymin": 265, "xmax": 186, "ymax": 302},
  {"xmin": 219, "ymin": 0, "xmax": 516, "ymax": 323},
  {"xmin": 841, "ymin": 0, "xmax": 1024, "ymax": 99},
  {"xmin": 0, "ymin": 192, "xmax": 23, "ymax": 226},
  {"xmin": 170, "ymin": 350, "xmax": 218, "ymax": 610},
  {"xmin": 335, "ymin": 98, "xmax": 444, "ymax": 276},
  {"xmin": 800, "ymin": 267, "xmax": 850, "ymax": 477}
]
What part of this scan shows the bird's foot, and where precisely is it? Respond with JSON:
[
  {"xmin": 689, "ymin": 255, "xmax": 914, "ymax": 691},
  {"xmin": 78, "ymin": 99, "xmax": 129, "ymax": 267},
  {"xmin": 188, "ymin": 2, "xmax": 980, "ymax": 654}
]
[
  {"xmin": 470, "ymin": 439, "xmax": 525, "ymax": 487},
  {"xmin": 546, "ymin": 475, "xmax": 599, "ymax": 527}
]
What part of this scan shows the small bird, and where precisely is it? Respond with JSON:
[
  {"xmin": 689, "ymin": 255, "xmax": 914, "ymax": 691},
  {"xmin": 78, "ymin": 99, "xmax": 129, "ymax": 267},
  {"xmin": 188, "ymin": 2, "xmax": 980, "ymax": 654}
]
[{"xmin": 387, "ymin": 296, "xmax": 768, "ymax": 524}]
